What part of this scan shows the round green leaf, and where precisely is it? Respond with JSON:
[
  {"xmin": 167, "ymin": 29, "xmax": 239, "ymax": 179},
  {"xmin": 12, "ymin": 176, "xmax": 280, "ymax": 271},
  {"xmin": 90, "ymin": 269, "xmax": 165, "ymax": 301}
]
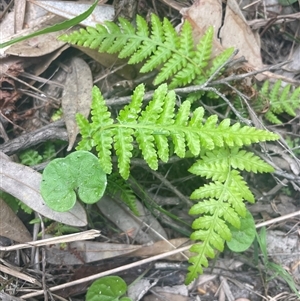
[
  {"xmin": 41, "ymin": 151, "xmax": 107, "ymax": 212},
  {"xmin": 86, "ymin": 276, "xmax": 129, "ymax": 301},
  {"xmin": 226, "ymin": 210, "xmax": 256, "ymax": 252}
]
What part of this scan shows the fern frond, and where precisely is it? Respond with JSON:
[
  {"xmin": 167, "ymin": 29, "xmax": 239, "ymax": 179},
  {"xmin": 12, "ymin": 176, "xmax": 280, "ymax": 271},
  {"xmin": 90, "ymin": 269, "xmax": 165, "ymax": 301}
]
[
  {"xmin": 256, "ymin": 80, "xmax": 300, "ymax": 124},
  {"xmin": 186, "ymin": 145, "xmax": 275, "ymax": 282},
  {"xmin": 60, "ymin": 15, "xmax": 233, "ymax": 89},
  {"xmin": 77, "ymin": 84, "xmax": 278, "ymax": 180},
  {"xmin": 75, "ymin": 83, "xmax": 278, "ymax": 284}
]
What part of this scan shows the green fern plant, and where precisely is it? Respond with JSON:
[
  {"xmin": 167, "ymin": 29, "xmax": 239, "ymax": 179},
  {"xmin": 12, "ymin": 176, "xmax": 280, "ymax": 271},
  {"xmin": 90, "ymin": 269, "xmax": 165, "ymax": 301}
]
[
  {"xmin": 75, "ymin": 83, "xmax": 278, "ymax": 282},
  {"xmin": 59, "ymin": 14, "xmax": 280, "ymax": 284},
  {"xmin": 60, "ymin": 14, "xmax": 234, "ymax": 89},
  {"xmin": 255, "ymin": 80, "xmax": 300, "ymax": 124}
]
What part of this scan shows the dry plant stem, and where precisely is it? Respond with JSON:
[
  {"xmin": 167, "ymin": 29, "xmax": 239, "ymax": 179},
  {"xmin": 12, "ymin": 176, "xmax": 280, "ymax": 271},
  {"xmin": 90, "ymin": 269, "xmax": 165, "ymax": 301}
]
[
  {"xmin": 0, "ymin": 292, "xmax": 26, "ymax": 301},
  {"xmin": 105, "ymin": 61, "xmax": 291, "ymax": 108},
  {"xmin": 146, "ymin": 168, "xmax": 193, "ymax": 207},
  {"xmin": 273, "ymin": 170, "xmax": 300, "ymax": 184},
  {"xmin": 0, "ymin": 230, "xmax": 101, "ymax": 252},
  {"xmin": 248, "ymin": 12, "xmax": 300, "ymax": 30},
  {"xmin": 0, "ymin": 120, "xmax": 68, "ymax": 155},
  {"xmin": 38, "ymin": 213, "xmax": 48, "ymax": 301},
  {"xmin": 20, "ymin": 72, "xmax": 64, "ymax": 88},
  {"xmin": 255, "ymin": 210, "xmax": 300, "ymax": 229},
  {"xmin": 93, "ymin": 63, "xmax": 128, "ymax": 84},
  {"xmin": 0, "ymin": 264, "xmax": 38, "ymax": 285}
]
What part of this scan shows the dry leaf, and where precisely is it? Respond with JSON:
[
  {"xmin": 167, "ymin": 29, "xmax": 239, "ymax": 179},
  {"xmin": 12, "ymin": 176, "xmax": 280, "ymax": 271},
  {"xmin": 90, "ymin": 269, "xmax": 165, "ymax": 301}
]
[
  {"xmin": 183, "ymin": 0, "xmax": 263, "ymax": 69},
  {"xmin": 0, "ymin": 152, "xmax": 87, "ymax": 227},
  {"xmin": 98, "ymin": 195, "xmax": 168, "ymax": 244},
  {"xmin": 5, "ymin": 29, "xmax": 67, "ymax": 57},
  {"xmin": 0, "ymin": 198, "xmax": 32, "ymax": 243},
  {"xmin": 219, "ymin": 0, "xmax": 262, "ymax": 69},
  {"xmin": 62, "ymin": 57, "xmax": 93, "ymax": 151},
  {"xmin": 14, "ymin": 0, "xmax": 26, "ymax": 32},
  {"xmin": 130, "ymin": 238, "xmax": 193, "ymax": 261},
  {"xmin": 46, "ymin": 240, "xmax": 141, "ymax": 265},
  {"xmin": 75, "ymin": 46, "xmax": 138, "ymax": 80},
  {"xmin": 28, "ymin": 0, "xmax": 115, "ymax": 27}
]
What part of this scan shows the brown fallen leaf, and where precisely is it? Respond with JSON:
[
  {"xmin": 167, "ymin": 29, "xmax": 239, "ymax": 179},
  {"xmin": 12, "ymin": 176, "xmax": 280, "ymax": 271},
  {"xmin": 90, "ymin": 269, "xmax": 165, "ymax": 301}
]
[
  {"xmin": 182, "ymin": 0, "xmax": 263, "ymax": 69},
  {"xmin": 129, "ymin": 238, "xmax": 193, "ymax": 261},
  {"xmin": 0, "ymin": 198, "xmax": 32, "ymax": 243},
  {"xmin": 75, "ymin": 46, "xmax": 138, "ymax": 80},
  {"xmin": 62, "ymin": 56, "xmax": 93, "ymax": 151},
  {"xmin": 98, "ymin": 195, "xmax": 168, "ymax": 244},
  {"xmin": 219, "ymin": 0, "xmax": 262, "ymax": 69},
  {"xmin": 4, "ymin": 14, "xmax": 68, "ymax": 57},
  {"xmin": 45, "ymin": 240, "xmax": 141, "ymax": 265}
]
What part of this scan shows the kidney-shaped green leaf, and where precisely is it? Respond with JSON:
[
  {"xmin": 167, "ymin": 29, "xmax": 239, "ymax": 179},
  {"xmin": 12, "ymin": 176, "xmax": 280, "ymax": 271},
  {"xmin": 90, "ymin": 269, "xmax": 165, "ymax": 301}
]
[
  {"xmin": 226, "ymin": 209, "xmax": 256, "ymax": 252},
  {"xmin": 86, "ymin": 276, "xmax": 130, "ymax": 301},
  {"xmin": 41, "ymin": 151, "xmax": 107, "ymax": 212}
]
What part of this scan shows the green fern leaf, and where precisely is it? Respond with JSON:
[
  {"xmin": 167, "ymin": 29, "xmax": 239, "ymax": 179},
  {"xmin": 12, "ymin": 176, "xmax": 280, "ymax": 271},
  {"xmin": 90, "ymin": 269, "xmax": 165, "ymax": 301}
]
[
  {"xmin": 60, "ymin": 15, "xmax": 233, "ymax": 89},
  {"xmin": 207, "ymin": 47, "xmax": 235, "ymax": 78},
  {"xmin": 186, "ymin": 141, "xmax": 275, "ymax": 280},
  {"xmin": 74, "ymin": 83, "xmax": 279, "ymax": 285},
  {"xmin": 229, "ymin": 148, "xmax": 274, "ymax": 173},
  {"xmin": 269, "ymin": 80, "xmax": 281, "ymax": 111},
  {"xmin": 114, "ymin": 84, "xmax": 145, "ymax": 178},
  {"xmin": 76, "ymin": 86, "xmax": 114, "ymax": 174},
  {"xmin": 186, "ymin": 243, "xmax": 212, "ymax": 282},
  {"xmin": 194, "ymin": 26, "xmax": 213, "ymax": 70},
  {"xmin": 264, "ymin": 110, "xmax": 282, "ymax": 124},
  {"xmin": 256, "ymin": 80, "xmax": 300, "ymax": 124},
  {"xmin": 171, "ymin": 101, "xmax": 190, "ymax": 157}
]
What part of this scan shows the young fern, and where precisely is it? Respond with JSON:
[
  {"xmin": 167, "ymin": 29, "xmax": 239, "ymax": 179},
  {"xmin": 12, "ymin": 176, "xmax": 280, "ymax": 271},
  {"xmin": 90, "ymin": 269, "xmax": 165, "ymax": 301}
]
[
  {"xmin": 59, "ymin": 14, "xmax": 234, "ymax": 89},
  {"xmin": 256, "ymin": 80, "xmax": 300, "ymax": 124},
  {"xmin": 76, "ymin": 83, "xmax": 278, "ymax": 282},
  {"xmin": 61, "ymin": 13, "xmax": 281, "ymax": 284}
]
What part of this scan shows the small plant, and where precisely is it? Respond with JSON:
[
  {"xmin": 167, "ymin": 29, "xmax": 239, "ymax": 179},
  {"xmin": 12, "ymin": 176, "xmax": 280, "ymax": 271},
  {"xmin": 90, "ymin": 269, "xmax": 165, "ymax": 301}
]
[
  {"xmin": 41, "ymin": 14, "xmax": 283, "ymax": 284},
  {"xmin": 255, "ymin": 228, "xmax": 300, "ymax": 297},
  {"xmin": 19, "ymin": 142, "xmax": 56, "ymax": 166},
  {"xmin": 255, "ymin": 80, "xmax": 300, "ymax": 124},
  {"xmin": 86, "ymin": 276, "xmax": 132, "ymax": 301}
]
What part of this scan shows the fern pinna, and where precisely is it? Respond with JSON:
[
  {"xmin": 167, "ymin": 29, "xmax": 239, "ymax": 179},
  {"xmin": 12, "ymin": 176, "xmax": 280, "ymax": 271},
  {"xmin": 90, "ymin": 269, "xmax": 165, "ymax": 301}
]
[
  {"xmin": 60, "ymin": 14, "xmax": 234, "ymax": 89},
  {"xmin": 76, "ymin": 83, "xmax": 278, "ymax": 283},
  {"xmin": 255, "ymin": 80, "xmax": 300, "ymax": 124}
]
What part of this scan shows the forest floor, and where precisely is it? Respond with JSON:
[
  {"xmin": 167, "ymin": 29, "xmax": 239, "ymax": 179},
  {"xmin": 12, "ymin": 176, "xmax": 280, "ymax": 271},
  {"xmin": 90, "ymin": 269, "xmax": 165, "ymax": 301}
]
[{"xmin": 0, "ymin": 0, "xmax": 300, "ymax": 300}]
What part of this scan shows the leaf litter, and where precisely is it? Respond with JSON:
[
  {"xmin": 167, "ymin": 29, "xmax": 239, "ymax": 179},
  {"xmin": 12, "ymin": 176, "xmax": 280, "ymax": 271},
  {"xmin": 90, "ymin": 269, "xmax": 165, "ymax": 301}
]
[{"xmin": 0, "ymin": 0, "xmax": 300, "ymax": 300}]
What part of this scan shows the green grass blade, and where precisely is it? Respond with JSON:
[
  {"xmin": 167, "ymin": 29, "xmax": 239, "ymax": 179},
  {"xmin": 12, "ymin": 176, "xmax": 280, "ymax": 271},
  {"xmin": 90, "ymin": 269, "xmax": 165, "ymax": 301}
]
[{"xmin": 0, "ymin": 0, "xmax": 99, "ymax": 48}]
